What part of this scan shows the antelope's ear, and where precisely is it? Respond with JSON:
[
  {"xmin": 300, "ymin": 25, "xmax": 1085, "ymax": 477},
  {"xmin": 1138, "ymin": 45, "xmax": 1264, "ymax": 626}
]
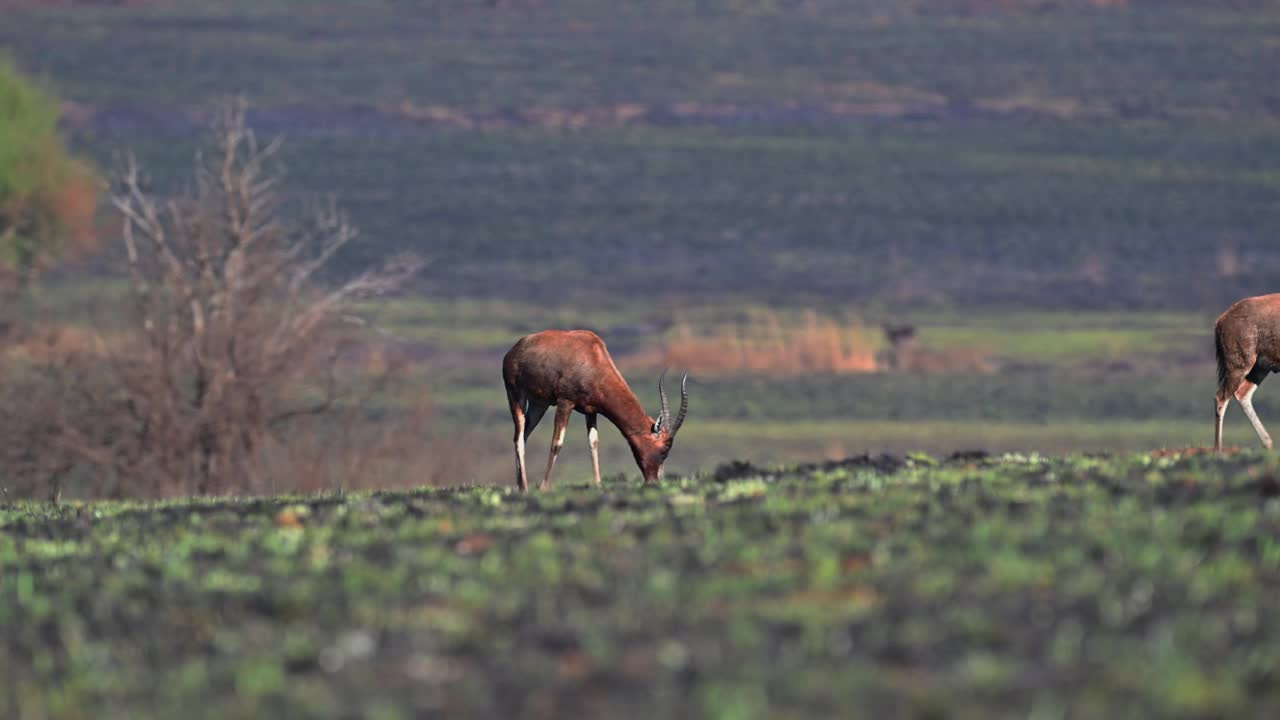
[{"xmin": 652, "ymin": 415, "xmax": 664, "ymax": 435}]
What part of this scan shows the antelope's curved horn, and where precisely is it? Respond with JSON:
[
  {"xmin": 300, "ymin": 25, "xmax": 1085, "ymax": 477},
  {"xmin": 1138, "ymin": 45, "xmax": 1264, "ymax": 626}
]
[
  {"xmin": 671, "ymin": 372, "xmax": 689, "ymax": 437},
  {"xmin": 657, "ymin": 368, "xmax": 671, "ymax": 433}
]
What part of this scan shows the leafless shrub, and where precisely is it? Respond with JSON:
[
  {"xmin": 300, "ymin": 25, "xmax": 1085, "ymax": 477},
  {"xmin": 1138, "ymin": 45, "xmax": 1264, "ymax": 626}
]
[
  {"xmin": 256, "ymin": 394, "xmax": 486, "ymax": 495},
  {"xmin": 0, "ymin": 98, "xmax": 423, "ymax": 498}
]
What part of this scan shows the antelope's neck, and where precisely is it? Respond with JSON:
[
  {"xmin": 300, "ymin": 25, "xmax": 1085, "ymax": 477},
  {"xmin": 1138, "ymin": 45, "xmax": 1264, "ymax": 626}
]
[{"xmin": 598, "ymin": 389, "xmax": 653, "ymax": 442}]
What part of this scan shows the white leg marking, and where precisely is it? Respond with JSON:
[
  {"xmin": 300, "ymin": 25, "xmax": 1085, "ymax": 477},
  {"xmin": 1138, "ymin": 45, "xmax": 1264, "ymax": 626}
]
[
  {"xmin": 1238, "ymin": 384, "xmax": 1273, "ymax": 449},
  {"xmin": 515, "ymin": 431, "xmax": 526, "ymax": 485},
  {"xmin": 1215, "ymin": 398, "xmax": 1229, "ymax": 450},
  {"xmin": 587, "ymin": 417, "xmax": 602, "ymax": 487}
]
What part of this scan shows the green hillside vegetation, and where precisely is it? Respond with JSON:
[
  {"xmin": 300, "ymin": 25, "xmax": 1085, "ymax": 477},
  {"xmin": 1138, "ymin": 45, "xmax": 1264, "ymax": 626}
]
[
  {"xmin": 0, "ymin": 0, "xmax": 1275, "ymax": 308},
  {"xmin": 3, "ymin": 1, "xmax": 1278, "ymax": 118},
  {"xmin": 67, "ymin": 118, "xmax": 1280, "ymax": 310}
]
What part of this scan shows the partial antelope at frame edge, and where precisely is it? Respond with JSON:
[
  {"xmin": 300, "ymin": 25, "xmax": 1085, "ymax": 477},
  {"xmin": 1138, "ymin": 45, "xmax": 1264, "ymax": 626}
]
[
  {"xmin": 502, "ymin": 329, "xmax": 689, "ymax": 491},
  {"xmin": 1215, "ymin": 293, "xmax": 1280, "ymax": 451}
]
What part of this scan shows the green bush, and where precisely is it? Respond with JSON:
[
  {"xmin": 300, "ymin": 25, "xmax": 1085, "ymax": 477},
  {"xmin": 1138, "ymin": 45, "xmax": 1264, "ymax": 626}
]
[{"xmin": 0, "ymin": 56, "xmax": 99, "ymax": 297}]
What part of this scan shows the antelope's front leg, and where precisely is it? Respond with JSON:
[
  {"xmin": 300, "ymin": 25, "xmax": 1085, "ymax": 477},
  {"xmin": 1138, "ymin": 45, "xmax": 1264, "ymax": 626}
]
[
  {"xmin": 585, "ymin": 412, "xmax": 601, "ymax": 487},
  {"xmin": 541, "ymin": 401, "xmax": 574, "ymax": 491}
]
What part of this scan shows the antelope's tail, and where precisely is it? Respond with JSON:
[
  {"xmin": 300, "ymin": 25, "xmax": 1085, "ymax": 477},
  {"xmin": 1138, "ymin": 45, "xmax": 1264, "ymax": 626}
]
[{"xmin": 1215, "ymin": 322, "xmax": 1230, "ymax": 400}]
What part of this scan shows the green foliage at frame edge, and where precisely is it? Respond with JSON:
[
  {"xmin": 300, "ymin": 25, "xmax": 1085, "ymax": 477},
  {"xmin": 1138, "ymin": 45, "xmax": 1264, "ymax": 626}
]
[{"xmin": 0, "ymin": 54, "xmax": 100, "ymax": 295}]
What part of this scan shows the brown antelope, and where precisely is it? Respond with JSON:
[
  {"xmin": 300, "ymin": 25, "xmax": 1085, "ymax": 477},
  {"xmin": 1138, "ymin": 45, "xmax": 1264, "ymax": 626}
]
[
  {"xmin": 1214, "ymin": 293, "xmax": 1280, "ymax": 450},
  {"xmin": 502, "ymin": 329, "xmax": 688, "ymax": 491}
]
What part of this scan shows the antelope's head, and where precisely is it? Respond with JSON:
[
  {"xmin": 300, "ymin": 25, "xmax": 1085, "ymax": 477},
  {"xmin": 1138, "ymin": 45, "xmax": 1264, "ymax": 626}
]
[{"xmin": 632, "ymin": 370, "xmax": 690, "ymax": 484}]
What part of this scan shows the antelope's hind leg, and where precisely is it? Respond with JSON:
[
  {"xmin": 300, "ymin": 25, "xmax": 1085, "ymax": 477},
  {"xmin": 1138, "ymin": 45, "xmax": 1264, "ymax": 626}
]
[
  {"xmin": 1215, "ymin": 394, "xmax": 1230, "ymax": 452},
  {"xmin": 1236, "ymin": 366, "xmax": 1273, "ymax": 449},
  {"xmin": 507, "ymin": 388, "xmax": 528, "ymax": 491},
  {"xmin": 509, "ymin": 390, "xmax": 549, "ymax": 492},
  {"xmin": 541, "ymin": 400, "xmax": 574, "ymax": 491},
  {"xmin": 523, "ymin": 401, "xmax": 550, "ymax": 474},
  {"xmin": 1216, "ymin": 367, "xmax": 1246, "ymax": 452}
]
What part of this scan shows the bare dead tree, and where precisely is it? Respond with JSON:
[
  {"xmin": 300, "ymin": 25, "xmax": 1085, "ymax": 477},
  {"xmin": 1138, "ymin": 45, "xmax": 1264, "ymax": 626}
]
[{"xmin": 0, "ymin": 98, "xmax": 422, "ymax": 497}]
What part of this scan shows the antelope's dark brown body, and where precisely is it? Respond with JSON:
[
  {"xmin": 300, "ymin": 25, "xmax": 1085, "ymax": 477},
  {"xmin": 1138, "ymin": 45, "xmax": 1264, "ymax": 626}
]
[
  {"xmin": 1214, "ymin": 293, "xmax": 1280, "ymax": 450},
  {"xmin": 503, "ymin": 330, "xmax": 687, "ymax": 491},
  {"xmin": 504, "ymin": 331, "xmax": 642, "ymax": 423}
]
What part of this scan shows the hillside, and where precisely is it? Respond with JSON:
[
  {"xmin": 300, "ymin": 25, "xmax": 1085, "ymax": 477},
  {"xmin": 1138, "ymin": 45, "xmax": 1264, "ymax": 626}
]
[{"xmin": 1, "ymin": 0, "xmax": 1277, "ymax": 308}]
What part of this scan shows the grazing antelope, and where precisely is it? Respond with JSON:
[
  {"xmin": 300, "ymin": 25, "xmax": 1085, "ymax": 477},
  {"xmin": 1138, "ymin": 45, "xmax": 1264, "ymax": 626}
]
[
  {"xmin": 1214, "ymin": 293, "xmax": 1280, "ymax": 450},
  {"xmin": 502, "ymin": 329, "xmax": 688, "ymax": 491}
]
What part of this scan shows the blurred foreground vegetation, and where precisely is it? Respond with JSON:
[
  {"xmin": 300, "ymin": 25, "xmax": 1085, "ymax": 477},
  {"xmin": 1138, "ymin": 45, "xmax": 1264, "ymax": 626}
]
[{"xmin": 4, "ymin": 450, "xmax": 1280, "ymax": 718}]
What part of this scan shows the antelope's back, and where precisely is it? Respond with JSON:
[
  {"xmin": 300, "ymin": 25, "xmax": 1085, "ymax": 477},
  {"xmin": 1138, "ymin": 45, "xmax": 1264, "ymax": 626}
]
[
  {"xmin": 1216, "ymin": 294, "xmax": 1280, "ymax": 335},
  {"xmin": 1218, "ymin": 294, "xmax": 1280, "ymax": 325},
  {"xmin": 1216, "ymin": 294, "xmax": 1280, "ymax": 368},
  {"xmin": 503, "ymin": 330, "xmax": 622, "ymax": 403}
]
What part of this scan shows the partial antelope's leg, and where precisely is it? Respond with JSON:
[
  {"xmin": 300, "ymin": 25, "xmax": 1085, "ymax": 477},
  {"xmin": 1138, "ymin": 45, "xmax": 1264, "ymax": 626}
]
[
  {"xmin": 1236, "ymin": 366, "xmax": 1273, "ymax": 449},
  {"xmin": 524, "ymin": 400, "xmax": 549, "ymax": 445},
  {"xmin": 524, "ymin": 402, "xmax": 549, "ymax": 437},
  {"xmin": 541, "ymin": 400, "xmax": 574, "ymax": 491},
  {"xmin": 1215, "ymin": 395, "xmax": 1230, "ymax": 451},
  {"xmin": 1216, "ymin": 339, "xmax": 1252, "ymax": 451},
  {"xmin": 507, "ymin": 388, "xmax": 527, "ymax": 491},
  {"xmin": 510, "ymin": 392, "xmax": 549, "ymax": 492},
  {"xmin": 1216, "ymin": 366, "xmax": 1243, "ymax": 451},
  {"xmin": 585, "ymin": 412, "xmax": 601, "ymax": 487}
]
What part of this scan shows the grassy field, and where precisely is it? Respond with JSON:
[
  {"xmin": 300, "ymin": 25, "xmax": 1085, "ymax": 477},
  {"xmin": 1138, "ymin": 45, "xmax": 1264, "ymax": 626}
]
[
  {"xmin": 340, "ymin": 298, "xmax": 1237, "ymax": 482},
  {"xmin": 4, "ymin": 450, "xmax": 1280, "ymax": 719},
  {"xmin": 15, "ymin": 283, "xmax": 1243, "ymax": 491},
  {"xmin": 429, "ymin": 418, "xmax": 1247, "ymax": 490}
]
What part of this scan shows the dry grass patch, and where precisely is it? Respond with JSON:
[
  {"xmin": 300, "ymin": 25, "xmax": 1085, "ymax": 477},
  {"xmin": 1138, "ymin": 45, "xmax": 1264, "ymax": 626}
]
[{"xmin": 630, "ymin": 310, "xmax": 880, "ymax": 375}]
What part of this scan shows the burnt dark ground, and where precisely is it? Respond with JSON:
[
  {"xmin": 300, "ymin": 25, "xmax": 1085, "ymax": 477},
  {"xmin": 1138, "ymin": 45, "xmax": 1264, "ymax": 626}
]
[{"xmin": 3, "ymin": 451, "xmax": 1280, "ymax": 719}]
